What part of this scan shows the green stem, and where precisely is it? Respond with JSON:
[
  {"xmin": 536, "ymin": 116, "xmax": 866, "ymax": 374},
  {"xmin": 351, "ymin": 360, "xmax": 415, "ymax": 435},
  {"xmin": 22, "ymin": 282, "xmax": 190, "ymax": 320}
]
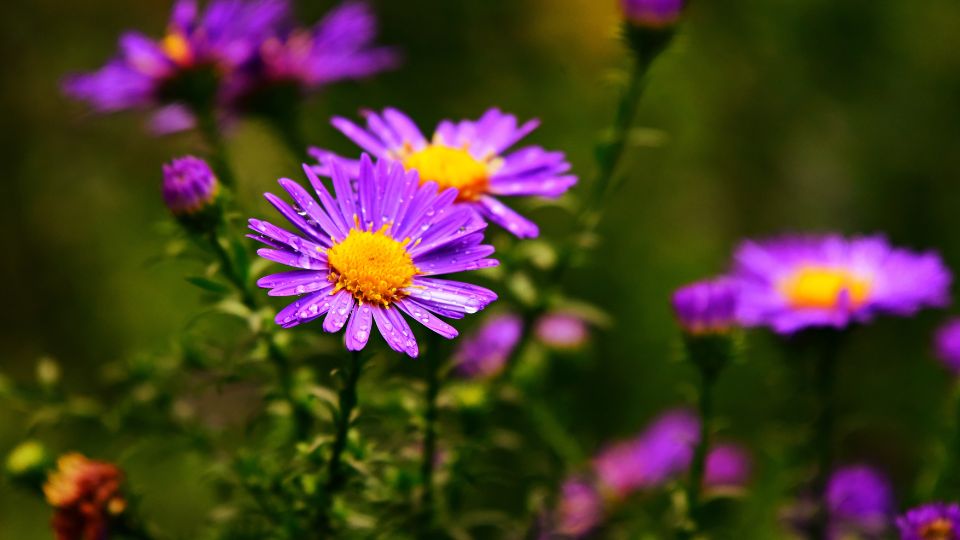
[
  {"xmin": 318, "ymin": 350, "xmax": 363, "ymax": 532},
  {"xmin": 685, "ymin": 367, "xmax": 717, "ymax": 535},
  {"xmin": 810, "ymin": 333, "xmax": 841, "ymax": 539},
  {"xmin": 195, "ymin": 106, "xmax": 236, "ymax": 189},
  {"xmin": 419, "ymin": 348, "xmax": 440, "ymax": 525},
  {"xmin": 930, "ymin": 381, "xmax": 960, "ymax": 499},
  {"xmin": 268, "ymin": 114, "xmax": 310, "ymax": 165}
]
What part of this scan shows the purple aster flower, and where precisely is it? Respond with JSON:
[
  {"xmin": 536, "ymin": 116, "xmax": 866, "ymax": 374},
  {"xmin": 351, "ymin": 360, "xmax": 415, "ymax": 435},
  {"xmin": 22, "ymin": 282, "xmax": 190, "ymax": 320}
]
[
  {"xmin": 827, "ymin": 465, "xmax": 894, "ymax": 538},
  {"xmin": 897, "ymin": 502, "xmax": 960, "ymax": 540},
  {"xmin": 453, "ymin": 313, "xmax": 522, "ymax": 379},
  {"xmin": 162, "ymin": 156, "xmax": 219, "ymax": 216},
  {"xmin": 251, "ymin": 2, "xmax": 397, "ymax": 93},
  {"xmin": 249, "ymin": 154, "xmax": 498, "ymax": 357},
  {"xmin": 621, "ymin": 0, "xmax": 685, "ymax": 28},
  {"xmin": 64, "ymin": 0, "xmax": 290, "ymax": 128},
  {"xmin": 732, "ymin": 234, "xmax": 951, "ymax": 334},
  {"xmin": 935, "ymin": 319, "xmax": 960, "ymax": 375},
  {"xmin": 672, "ymin": 276, "xmax": 739, "ymax": 335},
  {"xmin": 704, "ymin": 443, "xmax": 751, "ymax": 492},
  {"xmin": 594, "ymin": 408, "xmax": 700, "ymax": 496},
  {"xmin": 535, "ymin": 312, "xmax": 590, "ymax": 349},
  {"xmin": 553, "ymin": 478, "xmax": 604, "ymax": 538},
  {"xmin": 311, "ymin": 108, "xmax": 578, "ymax": 238}
]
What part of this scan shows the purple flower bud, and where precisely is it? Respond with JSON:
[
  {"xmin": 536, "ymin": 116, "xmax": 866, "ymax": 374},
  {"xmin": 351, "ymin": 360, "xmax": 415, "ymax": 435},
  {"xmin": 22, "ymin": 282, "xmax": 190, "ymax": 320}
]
[
  {"xmin": 704, "ymin": 443, "xmax": 752, "ymax": 492},
  {"xmin": 162, "ymin": 156, "xmax": 219, "ymax": 216},
  {"xmin": 535, "ymin": 312, "xmax": 589, "ymax": 349},
  {"xmin": 620, "ymin": 0, "xmax": 685, "ymax": 28},
  {"xmin": 935, "ymin": 319, "xmax": 960, "ymax": 375},
  {"xmin": 453, "ymin": 314, "xmax": 523, "ymax": 379},
  {"xmin": 671, "ymin": 277, "xmax": 739, "ymax": 335},
  {"xmin": 827, "ymin": 465, "xmax": 894, "ymax": 538},
  {"xmin": 554, "ymin": 478, "xmax": 604, "ymax": 538},
  {"xmin": 897, "ymin": 502, "xmax": 960, "ymax": 540}
]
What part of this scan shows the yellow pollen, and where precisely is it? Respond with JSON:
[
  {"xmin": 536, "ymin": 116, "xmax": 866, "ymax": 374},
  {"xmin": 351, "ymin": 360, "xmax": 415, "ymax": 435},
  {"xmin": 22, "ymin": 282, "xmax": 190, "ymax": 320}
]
[
  {"xmin": 161, "ymin": 32, "xmax": 192, "ymax": 65},
  {"xmin": 920, "ymin": 518, "xmax": 954, "ymax": 540},
  {"xmin": 325, "ymin": 226, "xmax": 417, "ymax": 307},
  {"xmin": 401, "ymin": 144, "xmax": 491, "ymax": 202},
  {"xmin": 779, "ymin": 266, "xmax": 872, "ymax": 310}
]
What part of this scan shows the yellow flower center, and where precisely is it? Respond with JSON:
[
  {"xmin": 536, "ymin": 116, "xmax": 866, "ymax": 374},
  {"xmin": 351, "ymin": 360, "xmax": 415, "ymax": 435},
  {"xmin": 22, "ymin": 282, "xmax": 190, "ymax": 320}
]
[
  {"xmin": 779, "ymin": 266, "xmax": 872, "ymax": 310},
  {"xmin": 920, "ymin": 518, "xmax": 954, "ymax": 540},
  {"xmin": 161, "ymin": 32, "xmax": 193, "ymax": 66},
  {"xmin": 401, "ymin": 144, "xmax": 491, "ymax": 202},
  {"xmin": 325, "ymin": 226, "xmax": 417, "ymax": 307}
]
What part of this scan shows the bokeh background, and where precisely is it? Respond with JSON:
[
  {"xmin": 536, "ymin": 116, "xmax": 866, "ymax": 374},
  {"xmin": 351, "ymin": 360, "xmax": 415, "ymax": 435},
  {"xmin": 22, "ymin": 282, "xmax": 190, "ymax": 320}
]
[{"xmin": 3, "ymin": 0, "xmax": 960, "ymax": 537}]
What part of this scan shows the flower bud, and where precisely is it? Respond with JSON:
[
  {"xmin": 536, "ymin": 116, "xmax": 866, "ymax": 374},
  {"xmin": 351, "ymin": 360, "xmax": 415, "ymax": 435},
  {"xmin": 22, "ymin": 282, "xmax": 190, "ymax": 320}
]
[
  {"xmin": 162, "ymin": 156, "xmax": 219, "ymax": 217},
  {"xmin": 620, "ymin": 0, "xmax": 685, "ymax": 29},
  {"xmin": 671, "ymin": 277, "xmax": 739, "ymax": 335}
]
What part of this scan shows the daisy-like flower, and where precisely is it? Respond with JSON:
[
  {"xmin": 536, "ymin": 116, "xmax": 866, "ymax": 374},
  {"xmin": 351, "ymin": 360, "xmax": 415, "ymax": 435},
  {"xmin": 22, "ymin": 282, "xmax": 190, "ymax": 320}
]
[
  {"xmin": 553, "ymin": 478, "xmax": 604, "ymax": 538},
  {"xmin": 453, "ymin": 313, "xmax": 523, "ymax": 379},
  {"xmin": 63, "ymin": 0, "xmax": 289, "ymax": 130},
  {"xmin": 311, "ymin": 107, "xmax": 577, "ymax": 238},
  {"xmin": 897, "ymin": 502, "xmax": 960, "ymax": 540},
  {"xmin": 704, "ymin": 443, "xmax": 752, "ymax": 494},
  {"xmin": 44, "ymin": 453, "xmax": 126, "ymax": 540},
  {"xmin": 242, "ymin": 2, "xmax": 397, "ymax": 98},
  {"xmin": 732, "ymin": 234, "xmax": 951, "ymax": 334},
  {"xmin": 827, "ymin": 465, "xmax": 894, "ymax": 539},
  {"xmin": 249, "ymin": 155, "xmax": 498, "ymax": 357},
  {"xmin": 535, "ymin": 312, "xmax": 591, "ymax": 350}
]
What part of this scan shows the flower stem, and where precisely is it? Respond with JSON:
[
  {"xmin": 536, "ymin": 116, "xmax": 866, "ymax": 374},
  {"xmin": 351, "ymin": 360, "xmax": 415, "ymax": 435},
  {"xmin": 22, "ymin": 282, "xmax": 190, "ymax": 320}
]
[
  {"xmin": 810, "ymin": 332, "xmax": 841, "ymax": 539},
  {"xmin": 419, "ymin": 347, "xmax": 440, "ymax": 526},
  {"xmin": 930, "ymin": 381, "xmax": 960, "ymax": 499},
  {"xmin": 194, "ymin": 106, "xmax": 236, "ymax": 189},
  {"xmin": 685, "ymin": 366, "xmax": 717, "ymax": 534},
  {"xmin": 318, "ymin": 350, "xmax": 363, "ymax": 531}
]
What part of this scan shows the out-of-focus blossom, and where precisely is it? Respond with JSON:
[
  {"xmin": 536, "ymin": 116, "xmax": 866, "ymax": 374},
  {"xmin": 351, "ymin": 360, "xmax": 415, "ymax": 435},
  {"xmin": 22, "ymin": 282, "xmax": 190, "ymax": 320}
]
[
  {"xmin": 454, "ymin": 313, "xmax": 523, "ymax": 379},
  {"xmin": 249, "ymin": 155, "xmax": 498, "ymax": 357},
  {"xmin": 162, "ymin": 156, "xmax": 219, "ymax": 216},
  {"xmin": 704, "ymin": 443, "xmax": 751, "ymax": 493},
  {"xmin": 312, "ymin": 107, "xmax": 577, "ymax": 238},
  {"xmin": 553, "ymin": 478, "xmax": 604, "ymax": 538},
  {"xmin": 935, "ymin": 319, "xmax": 960, "ymax": 375},
  {"xmin": 535, "ymin": 312, "xmax": 590, "ymax": 349},
  {"xmin": 732, "ymin": 234, "xmax": 951, "ymax": 334},
  {"xmin": 44, "ymin": 453, "xmax": 126, "ymax": 540},
  {"xmin": 64, "ymin": 0, "xmax": 290, "ymax": 128},
  {"xmin": 594, "ymin": 408, "xmax": 700, "ymax": 495},
  {"xmin": 827, "ymin": 465, "xmax": 894, "ymax": 539},
  {"xmin": 620, "ymin": 0, "xmax": 685, "ymax": 28},
  {"xmin": 896, "ymin": 502, "xmax": 960, "ymax": 540},
  {"xmin": 671, "ymin": 277, "xmax": 739, "ymax": 335},
  {"xmin": 242, "ymin": 2, "xmax": 397, "ymax": 97}
]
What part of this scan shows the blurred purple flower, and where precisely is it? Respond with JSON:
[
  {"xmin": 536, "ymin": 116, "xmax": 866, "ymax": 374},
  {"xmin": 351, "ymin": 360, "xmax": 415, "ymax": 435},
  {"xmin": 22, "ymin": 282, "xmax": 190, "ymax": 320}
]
[
  {"xmin": 249, "ymin": 155, "xmax": 498, "ymax": 357},
  {"xmin": 594, "ymin": 408, "xmax": 700, "ymax": 495},
  {"xmin": 897, "ymin": 502, "xmax": 960, "ymax": 540},
  {"xmin": 553, "ymin": 478, "xmax": 604, "ymax": 538},
  {"xmin": 827, "ymin": 465, "xmax": 894, "ymax": 538},
  {"xmin": 311, "ymin": 107, "xmax": 577, "ymax": 238},
  {"xmin": 620, "ymin": 0, "xmax": 685, "ymax": 28},
  {"xmin": 535, "ymin": 312, "xmax": 590, "ymax": 349},
  {"xmin": 162, "ymin": 156, "xmax": 219, "ymax": 216},
  {"xmin": 64, "ymin": 0, "xmax": 290, "ymax": 128},
  {"xmin": 732, "ymin": 234, "xmax": 951, "ymax": 334},
  {"xmin": 671, "ymin": 276, "xmax": 739, "ymax": 335},
  {"xmin": 453, "ymin": 313, "xmax": 523, "ymax": 379},
  {"xmin": 935, "ymin": 319, "xmax": 960, "ymax": 375},
  {"xmin": 704, "ymin": 443, "xmax": 751, "ymax": 492}
]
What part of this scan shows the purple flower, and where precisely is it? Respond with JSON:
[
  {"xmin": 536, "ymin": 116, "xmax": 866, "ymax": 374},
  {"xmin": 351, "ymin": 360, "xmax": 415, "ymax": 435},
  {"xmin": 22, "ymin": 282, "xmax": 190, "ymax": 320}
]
[
  {"xmin": 553, "ymin": 478, "xmax": 604, "ymax": 538},
  {"xmin": 620, "ymin": 0, "xmax": 685, "ymax": 28},
  {"xmin": 935, "ymin": 319, "xmax": 960, "ymax": 375},
  {"xmin": 453, "ymin": 314, "xmax": 522, "ymax": 379},
  {"xmin": 897, "ymin": 502, "xmax": 960, "ymax": 540},
  {"xmin": 594, "ymin": 408, "xmax": 700, "ymax": 496},
  {"xmin": 535, "ymin": 312, "xmax": 590, "ymax": 349},
  {"xmin": 311, "ymin": 108, "xmax": 577, "ymax": 238},
  {"xmin": 162, "ymin": 156, "xmax": 219, "ymax": 216},
  {"xmin": 250, "ymin": 2, "xmax": 397, "ymax": 92},
  {"xmin": 64, "ymin": 0, "xmax": 290, "ymax": 128},
  {"xmin": 827, "ymin": 465, "xmax": 894, "ymax": 538},
  {"xmin": 671, "ymin": 276, "xmax": 739, "ymax": 335},
  {"xmin": 249, "ymin": 154, "xmax": 499, "ymax": 357},
  {"xmin": 732, "ymin": 234, "xmax": 951, "ymax": 334},
  {"xmin": 704, "ymin": 443, "xmax": 751, "ymax": 492}
]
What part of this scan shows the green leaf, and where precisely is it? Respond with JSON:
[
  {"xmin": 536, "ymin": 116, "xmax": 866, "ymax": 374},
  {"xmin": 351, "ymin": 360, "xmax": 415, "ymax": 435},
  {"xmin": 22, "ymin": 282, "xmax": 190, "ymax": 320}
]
[{"xmin": 186, "ymin": 276, "xmax": 231, "ymax": 294}]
